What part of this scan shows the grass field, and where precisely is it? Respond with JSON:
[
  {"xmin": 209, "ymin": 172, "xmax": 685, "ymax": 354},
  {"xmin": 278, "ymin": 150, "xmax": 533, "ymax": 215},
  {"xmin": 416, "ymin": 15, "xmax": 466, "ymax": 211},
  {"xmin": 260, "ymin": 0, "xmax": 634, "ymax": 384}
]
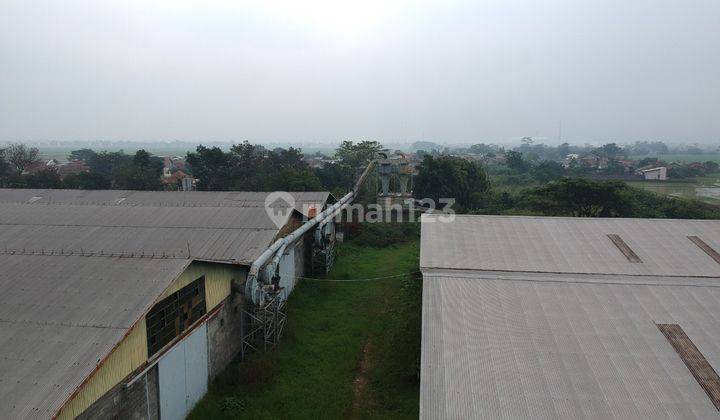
[
  {"xmin": 188, "ymin": 236, "xmax": 421, "ymax": 419},
  {"xmin": 628, "ymin": 173, "xmax": 720, "ymax": 204},
  {"xmin": 637, "ymin": 153, "xmax": 720, "ymax": 164}
]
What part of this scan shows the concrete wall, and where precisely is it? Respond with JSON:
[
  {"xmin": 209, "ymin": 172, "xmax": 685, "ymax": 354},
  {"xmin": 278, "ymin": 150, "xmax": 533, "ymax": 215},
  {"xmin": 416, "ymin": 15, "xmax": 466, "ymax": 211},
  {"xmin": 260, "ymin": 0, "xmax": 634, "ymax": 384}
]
[
  {"xmin": 77, "ymin": 366, "xmax": 159, "ymax": 420},
  {"xmin": 207, "ymin": 288, "xmax": 246, "ymax": 380}
]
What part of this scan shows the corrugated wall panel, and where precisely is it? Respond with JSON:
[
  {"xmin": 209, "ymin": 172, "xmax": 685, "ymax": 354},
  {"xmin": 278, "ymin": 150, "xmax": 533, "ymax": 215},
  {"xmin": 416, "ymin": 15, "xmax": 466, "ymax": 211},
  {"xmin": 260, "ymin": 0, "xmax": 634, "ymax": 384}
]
[
  {"xmin": 279, "ymin": 245, "xmax": 296, "ymax": 300},
  {"xmin": 57, "ymin": 319, "xmax": 148, "ymax": 420},
  {"xmin": 167, "ymin": 262, "xmax": 246, "ymax": 309},
  {"xmin": 57, "ymin": 262, "xmax": 245, "ymax": 419}
]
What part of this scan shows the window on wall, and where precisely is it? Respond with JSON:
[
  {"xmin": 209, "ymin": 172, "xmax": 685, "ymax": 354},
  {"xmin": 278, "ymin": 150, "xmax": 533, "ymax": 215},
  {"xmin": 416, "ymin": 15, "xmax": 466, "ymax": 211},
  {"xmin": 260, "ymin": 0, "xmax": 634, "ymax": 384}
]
[{"xmin": 146, "ymin": 276, "xmax": 207, "ymax": 357}]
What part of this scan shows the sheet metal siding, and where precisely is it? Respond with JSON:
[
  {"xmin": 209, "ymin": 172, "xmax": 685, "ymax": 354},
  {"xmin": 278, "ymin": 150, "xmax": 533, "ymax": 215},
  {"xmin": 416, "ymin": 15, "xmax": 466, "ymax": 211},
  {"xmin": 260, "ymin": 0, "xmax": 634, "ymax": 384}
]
[
  {"xmin": 57, "ymin": 319, "xmax": 148, "ymax": 420},
  {"xmin": 58, "ymin": 262, "xmax": 239, "ymax": 418},
  {"xmin": 158, "ymin": 324, "xmax": 208, "ymax": 420},
  {"xmin": 421, "ymin": 271, "xmax": 720, "ymax": 419},
  {"xmin": 278, "ymin": 244, "xmax": 296, "ymax": 300},
  {"xmin": 158, "ymin": 335, "xmax": 187, "ymax": 420},
  {"xmin": 0, "ymin": 255, "xmax": 189, "ymax": 420},
  {"xmin": 184, "ymin": 323, "xmax": 209, "ymax": 414},
  {"xmin": 421, "ymin": 215, "xmax": 720, "ymax": 277},
  {"xmin": 168, "ymin": 262, "xmax": 244, "ymax": 309}
]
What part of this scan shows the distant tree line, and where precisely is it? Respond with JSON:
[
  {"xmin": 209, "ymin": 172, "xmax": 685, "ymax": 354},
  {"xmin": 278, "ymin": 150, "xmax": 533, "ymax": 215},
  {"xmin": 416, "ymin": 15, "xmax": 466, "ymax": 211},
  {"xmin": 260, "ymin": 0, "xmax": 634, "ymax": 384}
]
[
  {"xmin": 0, "ymin": 144, "xmax": 165, "ymax": 190},
  {"xmin": 0, "ymin": 140, "xmax": 382, "ymax": 195},
  {"xmin": 185, "ymin": 140, "xmax": 380, "ymax": 194},
  {"xmin": 412, "ymin": 154, "xmax": 720, "ymax": 219}
]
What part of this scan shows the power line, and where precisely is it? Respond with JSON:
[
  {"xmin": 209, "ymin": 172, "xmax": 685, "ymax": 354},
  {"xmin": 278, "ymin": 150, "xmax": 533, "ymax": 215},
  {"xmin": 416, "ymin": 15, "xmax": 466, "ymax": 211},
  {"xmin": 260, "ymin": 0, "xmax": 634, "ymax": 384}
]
[{"xmin": 295, "ymin": 270, "xmax": 422, "ymax": 282}]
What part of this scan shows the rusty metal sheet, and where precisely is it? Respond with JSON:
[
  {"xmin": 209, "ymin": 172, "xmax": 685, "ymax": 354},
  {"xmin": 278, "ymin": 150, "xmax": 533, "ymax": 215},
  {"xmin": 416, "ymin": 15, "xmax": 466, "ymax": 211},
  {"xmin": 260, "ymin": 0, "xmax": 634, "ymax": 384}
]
[
  {"xmin": 607, "ymin": 233, "xmax": 643, "ymax": 263},
  {"xmin": 657, "ymin": 323, "xmax": 720, "ymax": 411},
  {"xmin": 688, "ymin": 236, "xmax": 720, "ymax": 265}
]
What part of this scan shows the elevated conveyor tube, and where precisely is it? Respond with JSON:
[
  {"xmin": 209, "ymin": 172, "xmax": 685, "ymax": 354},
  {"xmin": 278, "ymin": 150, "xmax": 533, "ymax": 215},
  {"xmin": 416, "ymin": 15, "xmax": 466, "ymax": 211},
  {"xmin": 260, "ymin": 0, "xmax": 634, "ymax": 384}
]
[{"xmin": 246, "ymin": 161, "xmax": 375, "ymax": 304}]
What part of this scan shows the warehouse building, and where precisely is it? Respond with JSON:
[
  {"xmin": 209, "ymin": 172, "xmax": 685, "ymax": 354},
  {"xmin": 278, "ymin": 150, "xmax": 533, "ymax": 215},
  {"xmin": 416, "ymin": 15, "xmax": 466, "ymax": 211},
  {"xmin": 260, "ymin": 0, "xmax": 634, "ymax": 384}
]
[
  {"xmin": 421, "ymin": 215, "xmax": 720, "ymax": 419},
  {"xmin": 0, "ymin": 189, "xmax": 332, "ymax": 419}
]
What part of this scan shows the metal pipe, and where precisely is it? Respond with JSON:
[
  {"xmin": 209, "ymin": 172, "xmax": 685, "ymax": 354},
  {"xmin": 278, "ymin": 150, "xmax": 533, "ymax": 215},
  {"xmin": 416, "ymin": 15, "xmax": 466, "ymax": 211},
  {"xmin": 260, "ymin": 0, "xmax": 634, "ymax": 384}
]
[
  {"xmin": 247, "ymin": 161, "xmax": 376, "ymax": 292},
  {"xmin": 264, "ymin": 241, "xmax": 288, "ymax": 284},
  {"xmin": 248, "ymin": 190, "xmax": 353, "ymax": 279}
]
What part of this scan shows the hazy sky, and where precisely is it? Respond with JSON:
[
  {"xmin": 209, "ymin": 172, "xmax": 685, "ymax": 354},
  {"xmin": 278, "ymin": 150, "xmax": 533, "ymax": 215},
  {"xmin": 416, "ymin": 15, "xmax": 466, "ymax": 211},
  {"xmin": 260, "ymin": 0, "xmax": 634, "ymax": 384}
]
[{"xmin": 1, "ymin": 0, "xmax": 718, "ymax": 144}]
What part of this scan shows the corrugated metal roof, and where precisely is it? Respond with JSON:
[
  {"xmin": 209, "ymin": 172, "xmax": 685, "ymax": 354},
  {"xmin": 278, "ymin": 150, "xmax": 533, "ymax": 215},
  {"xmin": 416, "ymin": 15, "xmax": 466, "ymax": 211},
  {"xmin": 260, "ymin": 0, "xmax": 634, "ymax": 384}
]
[
  {"xmin": 421, "ymin": 214, "xmax": 720, "ymax": 277},
  {"xmin": 420, "ymin": 215, "xmax": 720, "ymax": 419},
  {"xmin": 0, "ymin": 189, "xmax": 333, "ymax": 417},
  {"xmin": 0, "ymin": 225, "xmax": 277, "ymax": 264},
  {"xmin": 0, "ymin": 189, "xmax": 331, "ymax": 217},
  {"xmin": 0, "ymin": 202, "xmax": 280, "ymax": 229},
  {"xmin": 0, "ymin": 254, "xmax": 189, "ymax": 419},
  {"xmin": 0, "ymin": 202, "xmax": 288, "ymax": 264}
]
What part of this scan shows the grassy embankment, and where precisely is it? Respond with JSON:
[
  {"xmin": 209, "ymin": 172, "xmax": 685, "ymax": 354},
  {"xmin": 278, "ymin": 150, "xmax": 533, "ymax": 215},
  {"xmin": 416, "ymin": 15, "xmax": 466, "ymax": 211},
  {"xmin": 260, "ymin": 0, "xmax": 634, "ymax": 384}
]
[{"xmin": 189, "ymin": 228, "xmax": 421, "ymax": 419}]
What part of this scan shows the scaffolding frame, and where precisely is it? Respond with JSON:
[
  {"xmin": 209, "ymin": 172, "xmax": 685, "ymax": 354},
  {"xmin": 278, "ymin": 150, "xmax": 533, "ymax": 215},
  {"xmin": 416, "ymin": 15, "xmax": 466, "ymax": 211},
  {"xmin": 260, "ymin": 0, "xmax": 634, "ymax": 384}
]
[{"xmin": 241, "ymin": 290, "xmax": 287, "ymax": 358}]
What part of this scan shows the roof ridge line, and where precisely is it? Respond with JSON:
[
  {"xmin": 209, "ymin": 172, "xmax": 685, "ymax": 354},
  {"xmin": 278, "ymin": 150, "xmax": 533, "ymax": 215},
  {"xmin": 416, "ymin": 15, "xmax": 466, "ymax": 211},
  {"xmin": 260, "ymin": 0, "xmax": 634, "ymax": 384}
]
[{"xmin": 420, "ymin": 266, "xmax": 720, "ymax": 279}]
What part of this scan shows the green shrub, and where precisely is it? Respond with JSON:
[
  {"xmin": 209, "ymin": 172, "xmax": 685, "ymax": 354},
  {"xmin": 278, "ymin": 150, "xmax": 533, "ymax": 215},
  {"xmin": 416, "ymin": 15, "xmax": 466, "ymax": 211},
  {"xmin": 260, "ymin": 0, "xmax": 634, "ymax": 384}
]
[
  {"xmin": 219, "ymin": 396, "xmax": 245, "ymax": 414},
  {"xmin": 352, "ymin": 222, "xmax": 419, "ymax": 248}
]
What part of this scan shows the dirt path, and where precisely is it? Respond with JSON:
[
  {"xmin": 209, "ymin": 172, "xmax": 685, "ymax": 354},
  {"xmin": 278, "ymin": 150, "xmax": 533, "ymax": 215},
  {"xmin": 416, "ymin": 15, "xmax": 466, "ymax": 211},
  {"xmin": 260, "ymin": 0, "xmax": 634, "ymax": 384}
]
[{"xmin": 350, "ymin": 339, "xmax": 374, "ymax": 418}]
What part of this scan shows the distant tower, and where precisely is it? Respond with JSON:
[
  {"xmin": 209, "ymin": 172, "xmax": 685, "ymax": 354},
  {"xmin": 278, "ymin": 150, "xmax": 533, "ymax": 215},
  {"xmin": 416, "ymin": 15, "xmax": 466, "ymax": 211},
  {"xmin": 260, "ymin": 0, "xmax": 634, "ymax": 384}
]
[
  {"xmin": 376, "ymin": 150, "xmax": 414, "ymax": 210},
  {"xmin": 397, "ymin": 159, "xmax": 411, "ymax": 194},
  {"xmin": 377, "ymin": 153, "xmax": 393, "ymax": 196}
]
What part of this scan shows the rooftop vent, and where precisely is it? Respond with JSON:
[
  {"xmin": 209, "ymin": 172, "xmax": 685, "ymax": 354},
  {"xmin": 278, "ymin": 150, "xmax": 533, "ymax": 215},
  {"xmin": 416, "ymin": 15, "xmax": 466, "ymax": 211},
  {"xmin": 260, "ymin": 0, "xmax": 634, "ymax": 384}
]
[
  {"xmin": 607, "ymin": 234, "xmax": 642, "ymax": 263},
  {"xmin": 657, "ymin": 323, "xmax": 720, "ymax": 410},
  {"xmin": 687, "ymin": 236, "xmax": 720, "ymax": 265}
]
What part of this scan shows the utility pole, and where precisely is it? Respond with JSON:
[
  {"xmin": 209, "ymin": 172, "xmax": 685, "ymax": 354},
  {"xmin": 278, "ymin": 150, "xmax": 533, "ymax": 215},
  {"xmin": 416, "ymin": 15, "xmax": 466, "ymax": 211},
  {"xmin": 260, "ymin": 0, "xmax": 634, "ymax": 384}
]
[{"xmin": 558, "ymin": 120, "xmax": 563, "ymax": 143}]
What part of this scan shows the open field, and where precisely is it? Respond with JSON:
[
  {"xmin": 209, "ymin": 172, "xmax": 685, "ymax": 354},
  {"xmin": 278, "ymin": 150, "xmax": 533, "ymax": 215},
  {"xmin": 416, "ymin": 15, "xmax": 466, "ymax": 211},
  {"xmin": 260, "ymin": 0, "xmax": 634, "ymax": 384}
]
[
  {"xmin": 189, "ymin": 236, "xmax": 421, "ymax": 419},
  {"xmin": 628, "ymin": 174, "xmax": 720, "ymax": 204},
  {"xmin": 636, "ymin": 153, "xmax": 720, "ymax": 164}
]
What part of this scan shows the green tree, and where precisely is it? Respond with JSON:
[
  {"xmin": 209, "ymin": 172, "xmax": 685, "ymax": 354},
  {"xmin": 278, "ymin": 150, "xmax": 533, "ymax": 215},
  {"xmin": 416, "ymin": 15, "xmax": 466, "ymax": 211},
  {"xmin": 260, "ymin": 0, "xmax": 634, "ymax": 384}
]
[
  {"xmin": 267, "ymin": 168, "xmax": 322, "ymax": 191},
  {"xmin": 0, "ymin": 148, "xmax": 9, "ymax": 177},
  {"xmin": 505, "ymin": 150, "xmax": 529, "ymax": 173},
  {"xmin": 524, "ymin": 178, "xmax": 634, "ymax": 217},
  {"xmin": 111, "ymin": 164, "xmax": 162, "ymax": 190},
  {"xmin": 530, "ymin": 160, "xmax": 565, "ymax": 182},
  {"xmin": 87, "ymin": 151, "xmax": 132, "ymax": 178},
  {"xmin": 68, "ymin": 148, "xmax": 97, "ymax": 163},
  {"xmin": 110, "ymin": 150, "xmax": 163, "ymax": 190},
  {"xmin": 6, "ymin": 143, "xmax": 39, "ymax": 173},
  {"xmin": 315, "ymin": 162, "xmax": 355, "ymax": 195},
  {"xmin": 414, "ymin": 155, "xmax": 490, "ymax": 211},
  {"xmin": 592, "ymin": 143, "xmax": 624, "ymax": 158},
  {"xmin": 25, "ymin": 169, "xmax": 62, "ymax": 188},
  {"xmin": 62, "ymin": 172, "xmax": 111, "ymax": 189},
  {"xmin": 186, "ymin": 146, "xmax": 235, "ymax": 190},
  {"xmin": 335, "ymin": 140, "xmax": 382, "ymax": 169}
]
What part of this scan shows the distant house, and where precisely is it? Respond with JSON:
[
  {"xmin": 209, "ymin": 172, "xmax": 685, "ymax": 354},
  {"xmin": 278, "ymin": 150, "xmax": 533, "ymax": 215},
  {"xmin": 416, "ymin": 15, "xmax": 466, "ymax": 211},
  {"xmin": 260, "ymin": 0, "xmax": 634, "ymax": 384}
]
[
  {"xmin": 616, "ymin": 159, "xmax": 636, "ymax": 169},
  {"xmin": 578, "ymin": 154, "xmax": 608, "ymax": 169},
  {"xmin": 161, "ymin": 170, "xmax": 193, "ymax": 189},
  {"xmin": 56, "ymin": 160, "xmax": 89, "ymax": 177},
  {"xmin": 563, "ymin": 153, "xmax": 580, "ymax": 167},
  {"xmin": 24, "ymin": 159, "xmax": 57, "ymax": 174},
  {"xmin": 639, "ymin": 166, "xmax": 667, "ymax": 180},
  {"xmin": 161, "ymin": 156, "xmax": 187, "ymax": 178}
]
